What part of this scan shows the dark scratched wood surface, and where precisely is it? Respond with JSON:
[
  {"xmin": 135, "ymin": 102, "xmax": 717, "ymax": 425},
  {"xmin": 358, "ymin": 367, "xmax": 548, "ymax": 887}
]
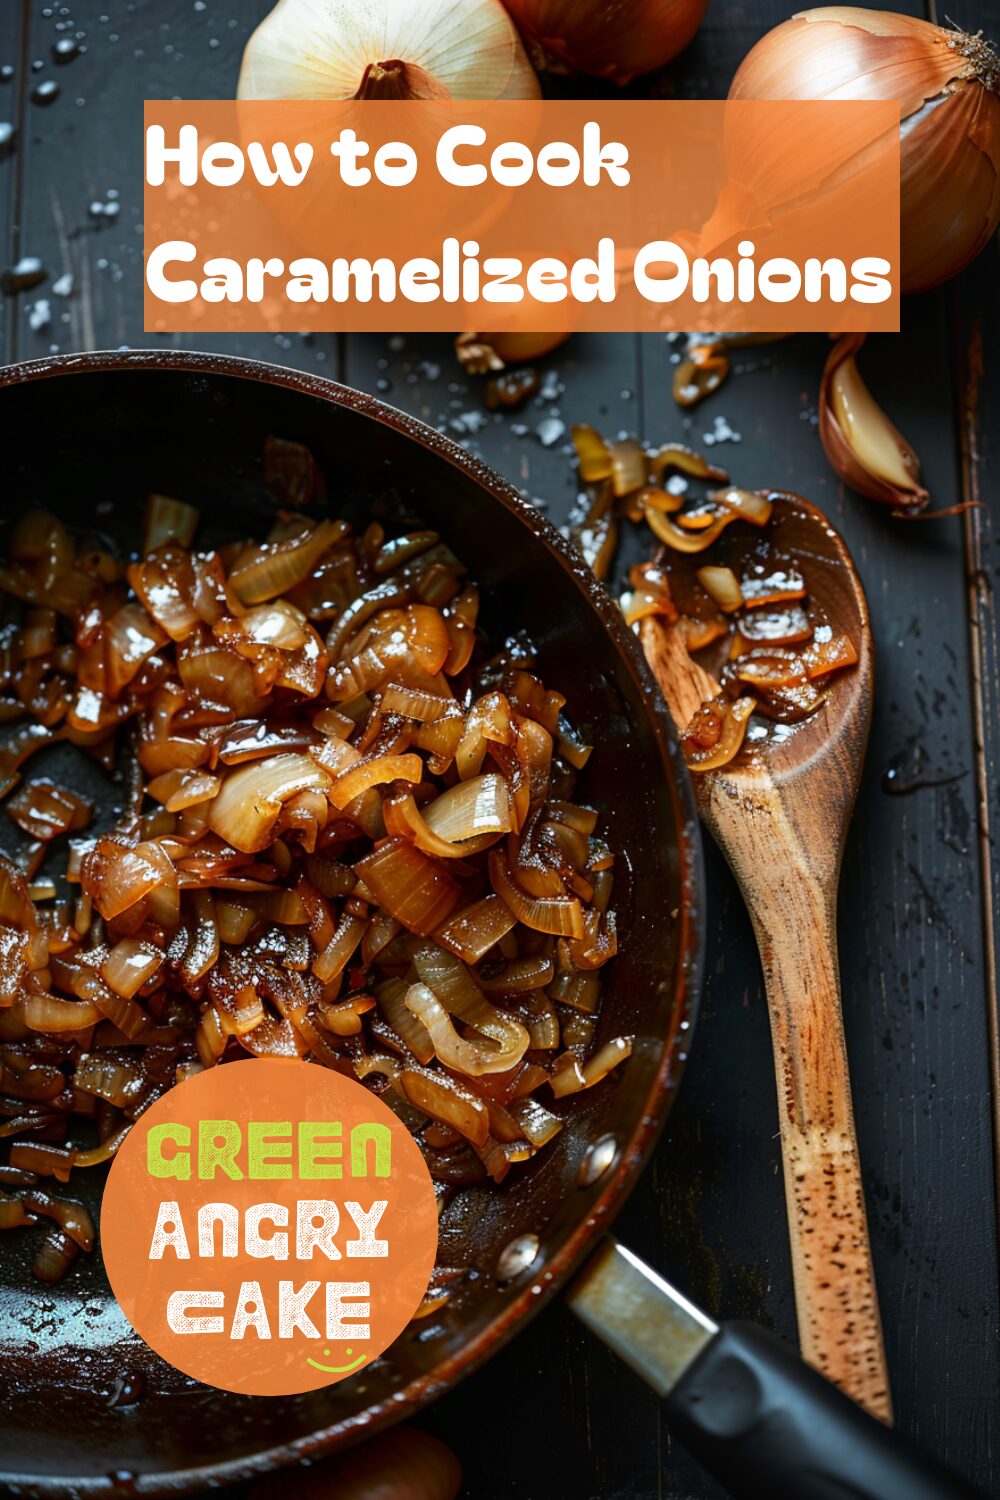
[{"xmin": 2, "ymin": 0, "xmax": 1000, "ymax": 1495}]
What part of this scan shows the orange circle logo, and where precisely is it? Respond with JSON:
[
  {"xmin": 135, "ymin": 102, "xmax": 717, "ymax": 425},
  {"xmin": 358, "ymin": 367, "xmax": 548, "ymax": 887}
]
[{"xmin": 101, "ymin": 1058, "xmax": 438, "ymax": 1396}]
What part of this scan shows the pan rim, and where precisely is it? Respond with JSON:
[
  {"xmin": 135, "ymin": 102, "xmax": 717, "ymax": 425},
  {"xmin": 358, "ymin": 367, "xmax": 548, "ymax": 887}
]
[{"xmin": 0, "ymin": 348, "xmax": 705, "ymax": 1497}]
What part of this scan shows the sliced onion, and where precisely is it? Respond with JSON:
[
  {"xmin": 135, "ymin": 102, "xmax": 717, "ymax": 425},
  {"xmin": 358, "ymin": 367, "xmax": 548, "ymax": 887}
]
[
  {"xmin": 21, "ymin": 1187, "xmax": 95, "ymax": 1250},
  {"xmin": 426, "ymin": 773, "xmax": 512, "ymax": 841},
  {"xmin": 19, "ymin": 607, "xmax": 58, "ymax": 660},
  {"xmin": 549, "ymin": 968, "xmax": 601, "ymax": 1014},
  {"xmin": 6, "ymin": 780, "xmax": 92, "ymax": 841},
  {"xmin": 712, "ymin": 488, "xmax": 774, "ymax": 526},
  {"xmin": 490, "ymin": 847, "xmax": 585, "ymax": 939},
  {"xmin": 509, "ymin": 1096, "xmax": 564, "ymax": 1147},
  {"xmin": 435, "ymin": 893, "xmax": 517, "ymax": 963},
  {"xmin": 313, "ymin": 911, "xmax": 367, "ymax": 985},
  {"xmin": 608, "ymin": 439, "xmax": 648, "ymax": 498},
  {"xmin": 328, "ymin": 752, "xmax": 423, "ymax": 810},
  {"xmin": 407, "ymin": 604, "xmax": 451, "ymax": 675},
  {"xmin": 455, "ymin": 692, "xmax": 513, "ymax": 780},
  {"xmin": 696, "ymin": 565, "xmax": 744, "ymax": 613},
  {"xmin": 146, "ymin": 768, "xmax": 221, "ymax": 812},
  {"xmin": 208, "ymin": 753, "xmax": 332, "ymax": 853},
  {"xmin": 81, "ymin": 839, "xmax": 177, "ymax": 921},
  {"xmin": 480, "ymin": 955, "xmax": 555, "ymax": 994},
  {"xmin": 0, "ymin": 722, "xmax": 60, "ymax": 799},
  {"xmin": 645, "ymin": 508, "xmax": 736, "ymax": 552},
  {"xmin": 571, "ymin": 423, "xmax": 613, "ymax": 482},
  {"xmin": 802, "ymin": 634, "xmax": 859, "ymax": 680},
  {"xmin": 735, "ymin": 649, "xmax": 807, "ymax": 691},
  {"xmin": 73, "ymin": 1051, "xmax": 144, "ymax": 1108},
  {"xmin": 549, "ymin": 1036, "xmax": 634, "ymax": 1097},
  {"xmin": 101, "ymin": 936, "xmax": 164, "ymax": 999},
  {"xmin": 740, "ymin": 563, "xmax": 806, "ymax": 609},
  {"xmin": 379, "ymin": 682, "xmax": 459, "ymax": 723},
  {"xmin": 22, "ymin": 990, "xmax": 101, "ymax": 1033},
  {"xmin": 682, "ymin": 696, "xmax": 756, "ymax": 773},
  {"xmin": 228, "ymin": 519, "xmax": 345, "ymax": 606},
  {"xmin": 145, "ymin": 494, "xmax": 199, "ymax": 552},
  {"xmin": 399, "ymin": 1066, "xmax": 490, "ymax": 1147},
  {"xmin": 406, "ymin": 981, "xmax": 529, "ymax": 1076},
  {"xmin": 32, "ymin": 1227, "xmax": 79, "ymax": 1284},
  {"xmin": 127, "ymin": 552, "xmax": 201, "ymax": 642},
  {"xmin": 104, "ymin": 603, "xmax": 169, "ymax": 698},
  {"xmin": 0, "ymin": 1196, "xmax": 35, "ymax": 1230},
  {"xmin": 214, "ymin": 600, "xmax": 307, "ymax": 653},
  {"xmin": 376, "ymin": 975, "xmax": 434, "ymax": 1064},
  {"xmin": 383, "ymin": 790, "xmax": 495, "ymax": 861},
  {"xmin": 354, "ymin": 839, "xmax": 460, "ymax": 936}
]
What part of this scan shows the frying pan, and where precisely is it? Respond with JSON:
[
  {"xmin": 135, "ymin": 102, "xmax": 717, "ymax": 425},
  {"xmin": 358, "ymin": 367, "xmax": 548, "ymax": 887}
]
[{"xmin": 0, "ymin": 352, "xmax": 980, "ymax": 1500}]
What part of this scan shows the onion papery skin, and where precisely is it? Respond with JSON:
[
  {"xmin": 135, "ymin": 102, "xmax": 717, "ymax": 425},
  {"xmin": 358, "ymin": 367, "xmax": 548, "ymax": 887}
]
[
  {"xmin": 238, "ymin": 0, "xmax": 542, "ymax": 101},
  {"xmin": 730, "ymin": 8, "xmax": 1000, "ymax": 293},
  {"xmin": 503, "ymin": 0, "xmax": 707, "ymax": 85}
]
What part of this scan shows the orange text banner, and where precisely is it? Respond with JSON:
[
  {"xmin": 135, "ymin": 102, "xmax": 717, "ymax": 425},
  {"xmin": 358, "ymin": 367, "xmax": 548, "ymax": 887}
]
[{"xmin": 143, "ymin": 98, "xmax": 900, "ymax": 335}]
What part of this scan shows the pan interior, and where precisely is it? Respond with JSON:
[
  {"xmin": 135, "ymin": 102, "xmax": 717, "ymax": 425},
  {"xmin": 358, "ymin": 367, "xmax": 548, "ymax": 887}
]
[{"xmin": 0, "ymin": 361, "xmax": 696, "ymax": 1491}]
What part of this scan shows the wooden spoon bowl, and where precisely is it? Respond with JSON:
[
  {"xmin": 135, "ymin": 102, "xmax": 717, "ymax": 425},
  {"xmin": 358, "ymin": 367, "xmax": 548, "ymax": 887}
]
[{"xmin": 641, "ymin": 491, "xmax": 886, "ymax": 1420}]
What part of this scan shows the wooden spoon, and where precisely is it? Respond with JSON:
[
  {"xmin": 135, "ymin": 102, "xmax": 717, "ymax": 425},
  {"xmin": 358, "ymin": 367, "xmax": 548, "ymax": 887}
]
[{"xmin": 640, "ymin": 491, "xmax": 890, "ymax": 1421}]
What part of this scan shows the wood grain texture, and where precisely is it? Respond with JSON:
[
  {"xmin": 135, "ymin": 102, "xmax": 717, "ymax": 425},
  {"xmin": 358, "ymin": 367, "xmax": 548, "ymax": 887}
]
[
  {"xmin": 1, "ymin": 0, "xmax": 998, "ymax": 1494},
  {"xmin": 638, "ymin": 499, "xmax": 890, "ymax": 1419}
]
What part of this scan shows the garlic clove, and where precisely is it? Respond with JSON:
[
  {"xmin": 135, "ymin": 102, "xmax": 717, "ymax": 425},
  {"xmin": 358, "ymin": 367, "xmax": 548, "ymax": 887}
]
[
  {"xmin": 238, "ymin": 0, "xmax": 541, "ymax": 103},
  {"xmin": 819, "ymin": 333, "xmax": 928, "ymax": 513},
  {"xmin": 455, "ymin": 330, "xmax": 571, "ymax": 374}
]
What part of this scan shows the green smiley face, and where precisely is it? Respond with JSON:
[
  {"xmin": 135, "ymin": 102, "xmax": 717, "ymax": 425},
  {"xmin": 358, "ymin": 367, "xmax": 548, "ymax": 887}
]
[{"xmin": 306, "ymin": 1346, "xmax": 367, "ymax": 1374}]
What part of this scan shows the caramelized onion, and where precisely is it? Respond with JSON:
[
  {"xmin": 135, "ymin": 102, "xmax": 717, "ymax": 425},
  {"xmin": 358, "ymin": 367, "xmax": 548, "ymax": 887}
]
[
  {"xmin": 7, "ymin": 780, "xmax": 91, "ymax": 841},
  {"xmin": 405, "ymin": 983, "xmax": 529, "ymax": 1076},
  {"xmin": 354, "ymin": 840, "xmax": 460, "ymax": 937},
  {"xmin": 208, "ymin": 754, "xmax": 332, "ymax": 852},
  {"xmin": 0, "ymin": 436, "xmax": 624, "ymax": 1286}
]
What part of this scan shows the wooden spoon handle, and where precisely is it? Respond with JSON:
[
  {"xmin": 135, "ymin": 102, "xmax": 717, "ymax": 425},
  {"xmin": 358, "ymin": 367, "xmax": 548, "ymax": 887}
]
[{"xmin": 751, "ymin": 878, "xmax": 891, "ymax": 1422}]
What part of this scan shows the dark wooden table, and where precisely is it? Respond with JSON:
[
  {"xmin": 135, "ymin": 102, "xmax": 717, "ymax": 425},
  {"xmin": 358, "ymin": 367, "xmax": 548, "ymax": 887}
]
[{"xmin": 2, "ymin": 2, "xmax": 999, "ymax": 1495}]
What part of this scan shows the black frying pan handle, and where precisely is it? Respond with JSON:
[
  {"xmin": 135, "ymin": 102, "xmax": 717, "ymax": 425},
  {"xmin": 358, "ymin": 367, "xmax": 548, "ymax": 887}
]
[{"xmin": 664, "ymin": 1321, "xmax": 984, "ymax": 1500}]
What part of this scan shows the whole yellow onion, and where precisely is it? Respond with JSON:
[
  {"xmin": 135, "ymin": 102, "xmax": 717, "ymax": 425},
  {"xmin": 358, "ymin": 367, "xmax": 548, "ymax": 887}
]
[
  {"xmin": 239, "ymin": 0, "xmax": 541, "ymax": 101},
  {"xmin": 501, "ymin": 0, "xmax": 707, "ymax": 86},
  {"xmin": 730, "ymin": 7, "xmax": 1000, "ymax": 293}
]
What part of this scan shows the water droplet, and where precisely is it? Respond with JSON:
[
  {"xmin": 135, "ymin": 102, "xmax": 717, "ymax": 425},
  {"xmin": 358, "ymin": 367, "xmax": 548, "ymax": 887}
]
[
  {"xmin": 31, "ymin": 79, "xmax": 60, "ymax": 105},
  {"xmin": 106, "ymin": 1371, "xmax": 145, "ymax": 1408},
  {"xmin": 0, "ymin": 66, "xmax": 14, "ymax": 82},
  {"xmin": 0, "ymin": 122, "xmax": 14, "ymax": 155},
  {"xmin": 28, "ymin": 298, "xmax": 50, "ymax": 331},
  {"xmin": 53, "ymin": 37, "xmax": 80, "ymax": 62},
  {"xmin": 52, "ymin": 271, "xmax": 74, "ymax": 297},
  {"xmin": 881, "ymin": 741, "xmax": 963, "ymax": 796}
]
